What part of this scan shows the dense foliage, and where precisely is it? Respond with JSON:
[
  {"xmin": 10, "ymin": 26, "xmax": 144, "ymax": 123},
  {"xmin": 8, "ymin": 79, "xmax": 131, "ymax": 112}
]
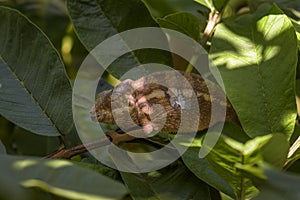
[{"xmin": 0, "ymin": 0, "xmax": 300, "ymax": 199}]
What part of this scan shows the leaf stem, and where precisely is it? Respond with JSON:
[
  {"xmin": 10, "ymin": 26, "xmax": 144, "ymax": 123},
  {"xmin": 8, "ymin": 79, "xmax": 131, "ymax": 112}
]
[
  {"xmin": 186, "ymin": 11, "xmax": 220, "ymax": 73},
  {"xmin": 200, "ymin": 11, "xmax": 220, "ymax": 47}
]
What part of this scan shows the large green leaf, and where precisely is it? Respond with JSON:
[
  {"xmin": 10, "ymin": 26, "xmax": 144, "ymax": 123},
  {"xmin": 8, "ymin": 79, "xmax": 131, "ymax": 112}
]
[
  {"xmin": 120, "ymin": 161, "xmax": 211, "ymax": 200},
  {"xmin": 0, "ymin": 6, "xmax": 73, "ymax": 136},
  {"xmin": 67, "ymin": 0, "xmax": 172, "ymax": 78},
  {"xmin": 206, "ymin": 136, "xmax": 262, "ymax": 199},
  {"xmin": 181, "ymin": 123, "xmax": 246, "ymax": 198},
  {"xmin": 182, "ymin": 146, "xmax": 235, "ymax": 198},
  {"xmin": 205, "ymin": 133, "xmax": 288, "ymax": 199},
  {"xmin": 210, "ymin": 4, "xmax": 298, "ymax": 138},
  {"xmin": 0, "ymin": 155, "xmax": 127, "ymax": 200}
]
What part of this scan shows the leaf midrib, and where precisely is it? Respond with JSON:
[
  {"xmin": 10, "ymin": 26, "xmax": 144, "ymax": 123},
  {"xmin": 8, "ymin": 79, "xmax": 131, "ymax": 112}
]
[{"xmin": 0, "ymin": 54, "xmax": 60, "ymax": 134}]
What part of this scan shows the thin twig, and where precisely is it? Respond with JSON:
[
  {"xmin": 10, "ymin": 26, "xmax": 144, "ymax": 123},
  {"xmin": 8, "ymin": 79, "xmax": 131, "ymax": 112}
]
[{"xmin": 44, "ymin": 136, "xmax": 111, "ymax": 159}]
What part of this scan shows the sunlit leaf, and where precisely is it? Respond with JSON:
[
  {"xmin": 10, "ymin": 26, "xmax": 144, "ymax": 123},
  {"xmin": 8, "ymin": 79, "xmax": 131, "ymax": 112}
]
[
  {"xmin": 206, "ymin": 133, "xmax": 288, "ymax": 199},
  {"xmin": 210, "ymin": 4, "xmax": 298, "ymax": 138}
]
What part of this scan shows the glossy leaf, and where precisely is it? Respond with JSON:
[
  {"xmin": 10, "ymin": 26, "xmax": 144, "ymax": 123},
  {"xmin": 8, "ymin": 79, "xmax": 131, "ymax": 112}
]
[
  {"xmin": 67, "ymin": 0, "xmax": 172, "ymax": 78},
  {"xmin": 210, "ymin": 4, "xmax": 297, "ymax": 138},
  {"xmin": 121, "ymin": 161, "xmax": 211, "ymax": 200},
  {"xmin": 0, "ymin": 6, "xmax": 73, "ymax": 136},
  {"xmin": 0, "ymin": 155, "xmax": 127, "ymax": 200},
  {"xmin": 157, "ymin": 12, "xmax": 203, "ymax": 41}
]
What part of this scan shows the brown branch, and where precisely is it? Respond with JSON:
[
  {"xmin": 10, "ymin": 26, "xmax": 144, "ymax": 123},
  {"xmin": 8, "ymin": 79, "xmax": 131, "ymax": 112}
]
[
  {"xmin": 44, "ymin": 136, "xmax": 111, "ymax": 159},
  {"xmin": 200, "ymin": 11, "xmax": 221, "ymax": 47}
]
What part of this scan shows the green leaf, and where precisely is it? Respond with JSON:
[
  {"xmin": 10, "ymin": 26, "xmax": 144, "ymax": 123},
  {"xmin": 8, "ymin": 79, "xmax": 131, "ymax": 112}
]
[
  {"xmin": 253, "ymin": 167, "xmax": 300, "ymax": 200},
  {"xmin": 205, "ymin": 133, "xmax": 289, "ymax": 199},
  {"xmin": 210, "ymin": 4, "xmax": 298, "ymax": 139},
  {"xmin": 12, "ymin": 127, "xmax": 60, "ymax": 156},
  {"xmin": 143, "ymin": 0, "xmax": 208, "ymax": 18},
  {"xmin": 0, "ymin": 0, "xmax": 69, "ymax": 49},
  {"xmin": 182, "ymin": 123, "xmax": 250, "ymax": 198},
  {"xmin": 205, "ymin": 136, "xmax": 272, "ymax": 199},
  {"xmin": 0, "ymin": 155, "xmax": 127, "ymax": 200},
  {"xmin": 194, "ymin": 0, "xmax": 229, "ymax": 12},
  {"xmin": 181, "ymin": 128, "xmax": 237, "ymax": 198},
  {"xmin": 67, "ymin": 0, "xmax": 172, "ymax": 78},
  {"xmin": 0, "ymin": 6, "xmax": 73, "ymax": 136},
  {"xmin": 120, "ymin": 161, "xmax": 211, "ymax": 200},
  {"xmin": 260, "ymin": 133, "xmax": 289, "ymax": 168},
  {"xmin": 157, "ymin": 12, "xmax": 203, "ymax": 41}
]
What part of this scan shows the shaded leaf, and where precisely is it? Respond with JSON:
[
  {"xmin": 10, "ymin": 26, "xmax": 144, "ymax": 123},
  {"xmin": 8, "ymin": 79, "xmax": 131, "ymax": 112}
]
[
  {"xmin": 143, "ymin": 0, "xmax": 209, "ymax": 19},
  {"xmin": 157, "ymin": 12, "xmax": 203, "ymax": 41},
  {"xmin": 67, "ymin": 0, "xmax": 172, "ymax": 78},
  {"xmin": 12, "ymin": 127, "xmax": 60, "ymax": 156},
  {"xmin": 210, "ymin": 4, "xmax": 298, "ymax": 139},
  {"xmin": 0, "ymin": 6, "xmax": 73, "ymax": 136},
  {"xmin": 194, "ymin": 0, "xmax": 229, "ymax": 12},
  {"xmin": 254, "ymin": 167, "xmax": 300, "ymax": 200},
  {"xmin": 181, "ymin": 124, "xmax": 243, "ymax": 198},
  {"xmin": 121, "ymin": 161, "xmax": 211, "ymax": 200},
  {"xmin": 0, "ymin": 155, "xmax": 127, "ymax": 200},
  {"xmin": 260, "ymin": 133, "xmax": 289, "ymax": 168},
  {"xmin": 0, "ymin": 140, "xmax": 6, "ymax": 154},
  {"xmin": 182, "ymin": 123, "xmax": 250, "ymax": 198},
  {"xmin": 0, "ymin": 0, "xmax": 69, "ymax": 49}
]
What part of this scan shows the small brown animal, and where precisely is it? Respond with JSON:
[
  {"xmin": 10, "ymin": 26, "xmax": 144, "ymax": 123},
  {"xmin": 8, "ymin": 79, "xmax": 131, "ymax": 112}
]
[{"xmin": 91, "ymin": 71, "xmax": 239, "ymax": 144}]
